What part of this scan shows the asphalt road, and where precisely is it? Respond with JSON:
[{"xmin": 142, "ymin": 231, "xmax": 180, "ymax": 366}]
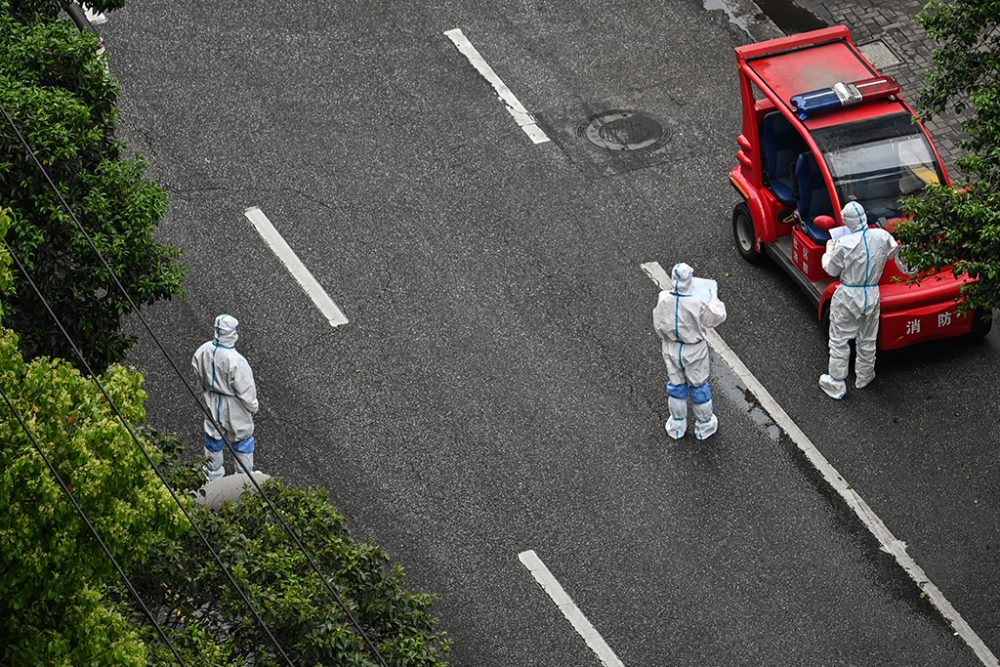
[{"xmin": 105, "ymin": 0, "xmax": 998, "ymax": 664}]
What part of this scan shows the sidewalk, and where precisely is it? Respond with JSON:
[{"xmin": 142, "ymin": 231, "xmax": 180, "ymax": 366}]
[{"xmin": 790, "ymin": 0, "xmax": 966, "ymax": 173}]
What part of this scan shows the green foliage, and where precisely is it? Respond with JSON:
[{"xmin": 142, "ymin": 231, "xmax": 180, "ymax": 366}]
[
  {"xmin": 0, "ymin": 208, "xmax": 189, "ymax": 665},
  {"xmin": 135, "ymin": 482, "xmax": 452, "ymax": 667},
  {"xmin": 0, "ymin": 209, "xmax": 13, "ymax": 312},
  {"xmin": 0, "ymin": 0, "xmax": 184, "ymax": 372},
  {"xmin": 897, "ymin": 184, "xmax": 1000, "ymax": 313},
  {"xmin": 897, "ymin": 0, "xmax": 1000, "ymax": 312},
  {"xmin": 1, "ymin": 208, "xmax": 450, "ymax": 664},
  {"xmin": 1, "ymin": 1, "xmax": 452, "ymax": 642},
  {"xmin": 9, "ymin": 0, "xmax": 126, "ymax": 25}
]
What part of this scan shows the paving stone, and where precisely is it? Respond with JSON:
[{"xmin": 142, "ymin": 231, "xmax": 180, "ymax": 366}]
[{"xmin": 788, "ymin": 0, "xmax": 968, "ymax": 172}]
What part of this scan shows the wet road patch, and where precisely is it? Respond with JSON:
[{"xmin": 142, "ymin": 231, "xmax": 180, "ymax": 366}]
[{"xmin": 537, "ymin": 102, "xmax": 704, "ymax": 178}]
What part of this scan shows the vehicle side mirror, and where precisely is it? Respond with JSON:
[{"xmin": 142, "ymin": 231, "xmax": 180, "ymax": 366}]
[{"xmin": 813, "ymin": 215, "xmax": 837, "ymax": 231}]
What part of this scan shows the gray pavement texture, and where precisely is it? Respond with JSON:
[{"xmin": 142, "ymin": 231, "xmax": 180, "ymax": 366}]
[{"xmin": 97, "ymin": 0, "xmax": 998, "ymax": 665}]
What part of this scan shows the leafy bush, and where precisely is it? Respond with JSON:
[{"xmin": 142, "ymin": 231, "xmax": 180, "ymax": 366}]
[
  {"xmin": 2, "ymin": 208, "xmax": 449, "ymax": 666},
  {"xmin": 9, "ymin": 0, "xmax": 125, "ymax": 24},
  {"xmin": 897, "ymin": 0, "xmax": 1000, "ymax": 313},
  {"xmin": 136, "ymin": 479, "xmax": 452, "ymax": 667},
  {"xmin": 0, "ymin": 208, "xmax": 188, "ymax": 665},
  {"xmin": 0, "ymin": 1, "xmax": 183, "ymax": 372}
]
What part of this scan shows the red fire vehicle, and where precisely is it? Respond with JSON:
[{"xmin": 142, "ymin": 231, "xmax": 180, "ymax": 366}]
[{"xmin": 729, "ymin": 25, "xmax": 990, "ymax": 349}]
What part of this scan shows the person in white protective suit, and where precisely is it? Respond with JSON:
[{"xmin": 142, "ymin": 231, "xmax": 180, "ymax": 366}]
[
  {"xmin": 818, "ymin": 201, "xmax": 899, "ymax": 400},
  {"xmin": 653, "ymin": 263, "xmax": 728, "ymax": 440},
  {"xmin": 192, "ymin": 314, "xmax": 259, "ymax": 481}
]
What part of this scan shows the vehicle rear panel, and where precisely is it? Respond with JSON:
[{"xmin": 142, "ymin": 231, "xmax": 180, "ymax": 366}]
[{"xmin": 878, "ymin": 272, "xmax": 972, "ymax": 349}]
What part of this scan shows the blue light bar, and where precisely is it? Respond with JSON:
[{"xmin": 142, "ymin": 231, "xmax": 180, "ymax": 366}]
[{"xmin": 790, "ymin": 77, "xmax": 899, "ymax": 120}]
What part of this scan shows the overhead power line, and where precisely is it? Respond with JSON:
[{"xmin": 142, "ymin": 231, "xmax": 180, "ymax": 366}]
[
  {"xmin": 0, "ymin": 238, "xmax": 297, "ymax": 667},
  {"xmin": 0, "ymin": 383, "xmax": 187, "ymax": 667},
  {"xmin": 1, "ymin": 100, "xmax": 390, "ymax": 665}
]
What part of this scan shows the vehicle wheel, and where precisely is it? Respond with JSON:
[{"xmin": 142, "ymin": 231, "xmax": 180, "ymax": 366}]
[
  {"xmin": 970, "ymin": 308, "xmax": 993, "ymax": 339},
  {"xmin": 733, "ymin": 202, "xmax": 761, "ymax": 263}
]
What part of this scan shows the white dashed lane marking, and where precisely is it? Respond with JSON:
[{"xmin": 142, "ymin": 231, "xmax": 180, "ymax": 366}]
[
  {"xmin": 245, "ymin": 206, "xmax": 349, "ymax": 328},
  {"xmin": 641, "ymin": 260, "xmax": 998, "ymax": 667},
  {"xmin": 444, "ymin": 28, "xmax": 550, "ymax": 145},
  {"xmin": 518, "ymin": 550, "xmax": 625, "ymax": 667}
]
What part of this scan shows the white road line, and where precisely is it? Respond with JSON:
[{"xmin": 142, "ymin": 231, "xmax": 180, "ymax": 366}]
[
  {"xmin": 518, "ymin": 550, "xmax": 625, "ymax": 667},
  {"xmin": 640, "ymin": 261, "xmax": 672, "ymax": 291},
  {"xmin": 641, "ymin": 260, "xmax": 999, "ymax": 667},
  {"xmin": 244, "ymin": 206, "xmax": 349, "ymax": 328},
  {"xmin": 443, "ymin": 28, "xmax": 550, "ymax": 145}
]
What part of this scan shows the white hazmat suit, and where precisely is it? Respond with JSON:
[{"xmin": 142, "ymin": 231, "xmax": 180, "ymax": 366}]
[
  {"xmin": 192, "ymin": 314, "xmax": 259, "ymax": 481},
  {"xmin": 819, "ymin": 201, "xmax": 899, "ymax": 399},
  {"xmin": 653, "ymin": 263, "xmax": 728, "ymax": 440}
]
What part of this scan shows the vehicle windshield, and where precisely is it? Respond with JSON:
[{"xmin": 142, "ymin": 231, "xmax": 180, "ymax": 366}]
[{"xmin": 812, "ymin": 112, "xmax": 943, "ymax": 221}]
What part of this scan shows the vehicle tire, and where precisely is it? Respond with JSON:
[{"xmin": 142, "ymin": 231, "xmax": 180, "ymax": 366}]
[
  {"xmin": 970, "ymin": 308, "xmax": 993, "ymax": 339},
  {"xmin": 733, "ymin": 202, "xmax": 761, "ymax": 263}
]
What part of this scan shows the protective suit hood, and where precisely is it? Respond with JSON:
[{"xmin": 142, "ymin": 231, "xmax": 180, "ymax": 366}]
[
  {"xmin": 671, "ymin": 262, "xmax": 694, "ymax": 294},
  {"xmin": 213, "ymin": 314, "xmax": 240, "ymax": 347},
  {"xmin": 841, "ymin": 201, "xmax": 867, "ymax": 231}
]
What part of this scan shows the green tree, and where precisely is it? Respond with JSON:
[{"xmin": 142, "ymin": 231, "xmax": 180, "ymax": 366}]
[
  {"xmin": 0, "ymin": 207, "xmax": 189, "ymax": 665},
  {"xmin": 1, "ymin": 209, "xmax": 450, "ymax": 666},
  {"xmin": 8, "ymin": 0, "xmax": 125, "ymax": 23},
  {"xmin": 0, "ymin": 0, "xmax": 183, "ymax": 372},
  {"xmin": 136, "ymin": 481, "xmax": 452, "ymax": 667},
  {"xmin": 896, "ymin": 0, "xmax": 1000, "ymax": 318}
]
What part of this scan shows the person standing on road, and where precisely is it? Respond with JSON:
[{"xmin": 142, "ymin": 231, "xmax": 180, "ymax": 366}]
[
  {"xmin": 653, "ymin": 263, "xmax": 728, "ymax": 441},
  {"xmin": 192, "ymin": 314, "xmax": 259, "ymax": 481},
  {"xmin": 819, "ymin": 201, "xmax": 899, "ymax": 400}
]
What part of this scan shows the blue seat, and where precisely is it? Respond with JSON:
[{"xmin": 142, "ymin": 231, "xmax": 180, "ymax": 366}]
[
  {"xmin": 760, "ymin": 112, "xmax": 807, "ymax": 206},
  {"xmin": 795, "ymin": 152, "xmax": 835, "ymax": 243}
]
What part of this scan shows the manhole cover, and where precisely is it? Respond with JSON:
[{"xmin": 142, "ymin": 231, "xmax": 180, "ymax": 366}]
[{"xmin": 578, "ymin": 110, "xmax": 671, "ymax": 153}]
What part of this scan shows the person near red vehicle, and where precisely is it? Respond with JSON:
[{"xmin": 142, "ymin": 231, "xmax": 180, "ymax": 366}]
[
  {"xmin": 818, "ymin": 201, "xmax": 899, "ymax": 400},
  {"xmin": 653, "ymin": 263, "xmax": 728, "ymax": 441},
  {"xmin": 728, "ymin": 26, "xmax": 993, "ymax": 360}
]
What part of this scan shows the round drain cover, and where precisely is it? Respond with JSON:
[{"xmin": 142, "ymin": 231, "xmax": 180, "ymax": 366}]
[{"xmin": 579, "ymin": 110, "xmax": 670, "ymax": 152}]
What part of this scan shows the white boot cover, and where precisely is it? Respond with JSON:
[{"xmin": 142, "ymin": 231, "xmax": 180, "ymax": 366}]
[
  {"xmin": 665, "ymin": 396, "xmax": 688, "ymax": 440},
  {"xmin": 204, "ymin": 448, "xmax": 225, "ymax": 482},
  {"xmin": 234, "ymin": 450, "xmax": 254, "ymax": 476},
  {"xmin": 695, "ymin": 415, "xmax": 719, "ymax": 440},
  {"xmin": 692, "ymin": 400, "xmax": 719, "ymax": 440},
  {"xmin": 819, "ymin": 373, "xmax": 847, "ymax": 400}
]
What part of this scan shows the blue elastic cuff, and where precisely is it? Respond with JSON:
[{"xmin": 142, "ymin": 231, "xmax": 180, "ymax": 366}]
[
  {"xmin": 233, "ymin": 435, "xmax": 256, "ymax": 453},
  {"xmin": 666, "ymin": 382, "xmax": 689, "ymax": 399},
  {"xmin": 203, "ymin": 434, "xmax": 226, "ymax": 453},
  {"xmin": 204, "ymin": 434, "xmax": 256, "ymax": 453},
  {"xmin": 690, "ymin": 382, "xmax": 712, "ymax": 405}
]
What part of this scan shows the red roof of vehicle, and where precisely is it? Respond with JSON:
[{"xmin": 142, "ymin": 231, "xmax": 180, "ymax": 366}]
[{"xmin": 738, "ymin": 27, "xmax": 905, "ymax": 129}]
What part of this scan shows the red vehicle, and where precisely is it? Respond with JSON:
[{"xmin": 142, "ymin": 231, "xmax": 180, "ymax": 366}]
[{"xmin": 729, "ymin": 25, "xmax": 989, "ymax": 349}]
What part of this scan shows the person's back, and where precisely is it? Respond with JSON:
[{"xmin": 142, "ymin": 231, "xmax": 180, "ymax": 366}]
[
  {"xmin": 192, "ymin": 342, "xmax": 258, "ymax": 441},
  {"xmin": 653, "ymin": 290, "xmax": 722, "ymax": 346},
  {"xmin": 823, "ymin": 224, "xmax": 896, "ymax": 317}
]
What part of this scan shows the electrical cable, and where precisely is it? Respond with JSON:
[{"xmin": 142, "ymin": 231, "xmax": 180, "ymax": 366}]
[
  {"xmin": 0, "ymin": 239, "xmax": 297, "ymax": 667},
  {"xmin": 0, "ymin": 382, "xmax": 188, "ymax": 667},
  {"xmin": 1, "ymin": 102, "xmax": 390, "ymax": 665}
]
